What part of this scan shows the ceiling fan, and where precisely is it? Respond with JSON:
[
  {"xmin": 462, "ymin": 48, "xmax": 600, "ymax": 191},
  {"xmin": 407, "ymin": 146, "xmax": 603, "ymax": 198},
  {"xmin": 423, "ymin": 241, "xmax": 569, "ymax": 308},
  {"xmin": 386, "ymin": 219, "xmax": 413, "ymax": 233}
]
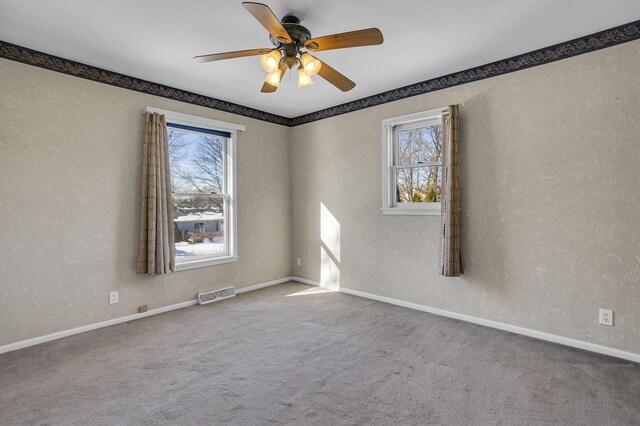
[{"xmin": 194, "ymin": 2, "xmax": 383, "ymax": 93}]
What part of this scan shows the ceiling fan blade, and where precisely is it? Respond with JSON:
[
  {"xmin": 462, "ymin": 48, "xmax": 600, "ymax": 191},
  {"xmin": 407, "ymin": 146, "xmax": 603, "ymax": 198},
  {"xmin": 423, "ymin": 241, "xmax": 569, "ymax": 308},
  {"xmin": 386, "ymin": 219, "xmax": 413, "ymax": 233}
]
[
  {"xmin": 242, "ymin": 2, "xmax": 292, "ymax": 44},
  {"xmin": 261, "ymin": 64, "xmax": 288, "ymax": 93},
  {"xmin": 305, "ymin": 28, "xmax": 383, "ymax": 51},
  {"xmin": 316, "ymin": 58, "xmax": 356, "ymax": 92},
  {"xmin": 194, "ymin": 48, "xmax": 273, "ymax": 63},
  {"xmin": 260, "ymin": 82, "xmax": 278, "ymax": 93}
]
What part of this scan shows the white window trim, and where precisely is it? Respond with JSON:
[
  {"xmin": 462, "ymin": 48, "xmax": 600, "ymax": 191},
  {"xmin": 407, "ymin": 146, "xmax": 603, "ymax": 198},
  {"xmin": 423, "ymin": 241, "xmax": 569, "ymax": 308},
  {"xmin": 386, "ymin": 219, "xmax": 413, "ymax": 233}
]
[
  {"xmin": 145, "ymin": 107, "xmax": 246, "ymax": 133},
  {"xmin": 381, "ymin": 106, "xmax": 448, "ymax": 216},
  {"xmin": 145, "ymin": 107, "xmax": 243, "ymax": 271}
]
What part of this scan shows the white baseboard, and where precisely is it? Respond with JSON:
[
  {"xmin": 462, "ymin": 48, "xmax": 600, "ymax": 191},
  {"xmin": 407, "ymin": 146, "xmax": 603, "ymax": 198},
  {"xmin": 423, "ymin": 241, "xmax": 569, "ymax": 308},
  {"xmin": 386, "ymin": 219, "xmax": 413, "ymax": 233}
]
[
  {"xmin": 236, "ymin": 276, "xmax": 293, "ymax": 294},
  {"xmin": 0, "ymin": 276, "xmax": 296, "ymax": 355},
  {"xmin": 0, "ymin": 300, "xmax": 196, "ymax": 355},
  {"xmin": 5, "ymin": 276, "xmax": 636, "ymax": 363},
  {"xmin": 290, "ymin": 276, "xmax": 320, "ymax": 287},
  {"xmin": 290, "ymin": 277, "xmax": 640, "ymax": 364}
]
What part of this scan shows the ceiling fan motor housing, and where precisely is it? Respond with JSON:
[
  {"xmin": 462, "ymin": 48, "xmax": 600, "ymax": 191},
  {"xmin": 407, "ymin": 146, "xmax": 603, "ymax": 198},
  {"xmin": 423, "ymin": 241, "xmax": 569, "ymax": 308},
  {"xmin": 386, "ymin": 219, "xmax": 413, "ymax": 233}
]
[
  {"xmin": 269, "ymin": 15, "xmax": 313, "ymax": 69},
  {"xmin": 270, "ymin": 15, "xmax": 311, "ymax": 48}
]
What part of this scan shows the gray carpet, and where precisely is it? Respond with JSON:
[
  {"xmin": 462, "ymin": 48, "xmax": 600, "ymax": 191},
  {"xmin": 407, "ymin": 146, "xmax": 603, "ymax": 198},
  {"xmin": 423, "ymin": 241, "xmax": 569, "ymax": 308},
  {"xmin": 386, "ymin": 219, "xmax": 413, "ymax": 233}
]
[{"xmin": 1, "ymin": 282, "xmax": 638, "ymax": 425}]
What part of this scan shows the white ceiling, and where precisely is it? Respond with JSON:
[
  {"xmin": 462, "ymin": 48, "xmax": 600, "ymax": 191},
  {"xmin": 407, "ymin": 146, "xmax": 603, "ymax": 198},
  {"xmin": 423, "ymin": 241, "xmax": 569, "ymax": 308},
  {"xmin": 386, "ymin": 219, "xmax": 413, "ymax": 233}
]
[{"xmin": 1, "ymin": 1, "xmax": 639, "ymax": 118}]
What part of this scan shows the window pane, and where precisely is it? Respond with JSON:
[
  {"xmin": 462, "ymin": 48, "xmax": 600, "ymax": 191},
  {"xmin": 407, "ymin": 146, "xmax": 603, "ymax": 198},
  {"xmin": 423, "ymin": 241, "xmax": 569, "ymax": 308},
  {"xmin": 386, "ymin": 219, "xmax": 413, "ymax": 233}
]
[
  {"xmin": 168, "ymin": 128, "xmax": 225, "ymax": 194},
  {"xmin": 396, "ymin": 166, "xmax": 442, "ymax": 203},
  {"xmin": 396, "ymin": 124, "xmax": 443, "ymax": 165},
  {"xmin": 174, "ymin": 195, "xmax": 226, "ymax": 262}
]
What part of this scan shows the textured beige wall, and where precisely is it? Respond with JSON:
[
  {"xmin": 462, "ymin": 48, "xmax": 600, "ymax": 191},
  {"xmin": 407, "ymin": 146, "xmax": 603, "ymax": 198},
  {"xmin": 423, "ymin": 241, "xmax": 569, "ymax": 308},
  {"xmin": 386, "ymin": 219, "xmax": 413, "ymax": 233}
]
[
  {"xmin": 290, "ymin": 41, "xmax": 640, "ymax": 353},
  {"xmin": 2, "ymin": 40, "xmax": 639, "ymax": 353},
  {"xmin": 0, "ymin": 59, "xmax": 292, "ymax": 346}
]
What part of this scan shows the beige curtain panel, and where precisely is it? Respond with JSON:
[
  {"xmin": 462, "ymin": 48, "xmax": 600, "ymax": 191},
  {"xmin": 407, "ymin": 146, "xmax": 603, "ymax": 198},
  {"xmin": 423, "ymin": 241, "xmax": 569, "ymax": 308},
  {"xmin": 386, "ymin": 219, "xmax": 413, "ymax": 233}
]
[
  {"xmin": 439, "ymin": 105, "xmax": 462, "ymax": 277},
  {"xmin": 136, "ymin": 112, "xmax": 175, "ymax": 275}
]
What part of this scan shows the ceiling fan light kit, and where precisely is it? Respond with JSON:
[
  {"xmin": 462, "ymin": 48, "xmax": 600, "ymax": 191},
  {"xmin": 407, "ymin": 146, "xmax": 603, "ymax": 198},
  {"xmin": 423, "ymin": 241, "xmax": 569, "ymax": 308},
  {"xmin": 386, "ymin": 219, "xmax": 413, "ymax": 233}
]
[
  {"xmin": 194, "ymin": 2, "xmax": 383, "ymax": 94},
  {"xmin": 264, "ymin": 68, "xmax": 282, "ymax": 87},
  {"xmin": 259, "ymin": 49, "xmax": 281, "ymax": 73},
  {"xmin": 297, "ymin": 66, "xmax": 314, "ymax": 88},
  {"xmin": 300, "ymin": 52, "xmax": 321, "ymax": 76}
]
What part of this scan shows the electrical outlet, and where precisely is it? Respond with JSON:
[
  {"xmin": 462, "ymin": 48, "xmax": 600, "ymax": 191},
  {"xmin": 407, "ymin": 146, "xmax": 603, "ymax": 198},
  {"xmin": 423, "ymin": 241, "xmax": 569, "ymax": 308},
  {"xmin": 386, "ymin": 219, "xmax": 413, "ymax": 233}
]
[
  {"xmin": 296, "ymin": 258, "xmax": 301, "ymax": 266},
  {"xmin": 599, "ymin": 308, "xmax": 613, "ymax": 326},
  {"xmin": 138, "ymin": 305, "xmax": 148, "ymax": 313},
  {"xmin": 109, "ymin": 291, "xmax": 119, "ymax": 305}
]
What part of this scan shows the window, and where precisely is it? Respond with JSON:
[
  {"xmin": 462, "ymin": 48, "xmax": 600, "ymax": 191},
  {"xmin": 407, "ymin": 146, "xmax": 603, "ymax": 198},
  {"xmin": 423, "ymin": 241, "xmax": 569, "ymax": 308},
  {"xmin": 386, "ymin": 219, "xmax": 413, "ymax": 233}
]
[
  {"xmin": 169, "ymin": 124, "xmax": 232, "ymax": 268},
  {"xmin": 146, "ymin": 107, "xmax": 244, "ymax": 271},
  {"xmin": 381, "ymin": 107, "xmax": 447, "ymax": 215}
]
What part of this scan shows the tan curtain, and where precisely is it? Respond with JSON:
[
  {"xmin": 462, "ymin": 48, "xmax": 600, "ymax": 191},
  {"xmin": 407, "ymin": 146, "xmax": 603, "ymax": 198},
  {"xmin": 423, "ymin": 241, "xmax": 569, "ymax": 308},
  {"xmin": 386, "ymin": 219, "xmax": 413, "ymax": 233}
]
[
  {"xmin": 439, "ymin": 105, "xmax": 462, "ymax": 277},
  {"xmin": 136, "ymin": 112, "xmax": 175, "ymax": 275}
]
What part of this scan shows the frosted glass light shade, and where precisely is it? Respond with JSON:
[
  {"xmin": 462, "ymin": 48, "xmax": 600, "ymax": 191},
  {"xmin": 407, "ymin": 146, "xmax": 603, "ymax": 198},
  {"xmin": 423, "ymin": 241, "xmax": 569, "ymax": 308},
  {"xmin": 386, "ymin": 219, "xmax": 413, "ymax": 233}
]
[
  {"xmin": 297, "ymin": 66, "xmax": 314, "ymax": 88},
  {"xmin": 264, "ymin": 69, "xmax": 282, "ymax": 87},
  {"xmin": 300, "ymin": 53, "xmax": 321, "ymax": 76},
  {"xmin": 260, "ymin": 50, "xmax": 282, "ymax": 72}
]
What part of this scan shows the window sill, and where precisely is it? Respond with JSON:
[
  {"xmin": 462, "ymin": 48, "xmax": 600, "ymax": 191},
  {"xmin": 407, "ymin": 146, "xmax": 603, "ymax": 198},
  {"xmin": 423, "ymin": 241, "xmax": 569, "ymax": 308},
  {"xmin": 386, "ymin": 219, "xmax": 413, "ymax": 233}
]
[
  {"xmin": 175, "ymin": 255, "xmax": 238, "ymax": 272},
  {"xmin": 381, "ymin": 208, "xmax": 441, "ymax": 216}
]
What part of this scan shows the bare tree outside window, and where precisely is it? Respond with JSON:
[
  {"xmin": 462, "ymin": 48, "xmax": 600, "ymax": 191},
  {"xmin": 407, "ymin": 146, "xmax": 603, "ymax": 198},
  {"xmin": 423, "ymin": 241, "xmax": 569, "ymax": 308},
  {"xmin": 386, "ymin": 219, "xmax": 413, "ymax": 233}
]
[
  {"xmin": 395, "ymin": 124, "xmax": 443, "ymax": 203},
  {"xmin": 167, "ymin": 130, "xmax": 189, "ymax": 192},
  {"xmin": 168, "ymin": 128, "xmax": 227, "ymax": 262}
]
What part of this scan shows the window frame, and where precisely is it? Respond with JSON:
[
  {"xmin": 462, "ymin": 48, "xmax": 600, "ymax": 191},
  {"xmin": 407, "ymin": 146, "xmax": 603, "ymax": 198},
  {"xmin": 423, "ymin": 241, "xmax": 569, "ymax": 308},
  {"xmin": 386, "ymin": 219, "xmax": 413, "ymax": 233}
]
[
  {"xmin": 381, "ymin": 107, "xmax": 448, "ymax": 216},
  {"xmin": 145, "ymin": 107, "xmax": 245, "ymax": 271}
]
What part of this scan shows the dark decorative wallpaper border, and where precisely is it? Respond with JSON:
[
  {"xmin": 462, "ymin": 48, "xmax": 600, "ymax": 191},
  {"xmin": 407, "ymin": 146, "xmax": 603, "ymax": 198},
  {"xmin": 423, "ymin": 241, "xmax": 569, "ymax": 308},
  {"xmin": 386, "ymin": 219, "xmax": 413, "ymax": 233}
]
[
  {"xmin": 1, "ymin": 19, "xmax": 639, "ymax": 127},
  {"xmin": 0, "ymin": 41, "xmax": 291, "ymax": 126},
  {"xmin": 289, "ymin": 19, "xmax": 640, "ymax": 126}
]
